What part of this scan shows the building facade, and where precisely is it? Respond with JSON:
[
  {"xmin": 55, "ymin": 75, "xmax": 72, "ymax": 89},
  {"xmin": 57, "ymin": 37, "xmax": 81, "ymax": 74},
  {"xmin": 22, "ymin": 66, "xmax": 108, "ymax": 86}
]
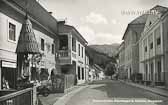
[
  {"xmin": 58, "ymin": 22, "xmax": 88, "ymax": 84},
  {"xmin": 0, "ymin": 0, "xmax": 58, "ymax": 89},
  {"xmin": 139, "ymin": 6, "xmax": 168, "ymax": 87},
  {"xmin": 118, "ymin": 42, "xmax": 127, "ymax": 79},
  {"xmin": 85, "ymin": 53, "xmax": 90, "ymax": 82},
  {"xmin": 122, "ymin": 15, "xmax": 147, "ymax": 79}
]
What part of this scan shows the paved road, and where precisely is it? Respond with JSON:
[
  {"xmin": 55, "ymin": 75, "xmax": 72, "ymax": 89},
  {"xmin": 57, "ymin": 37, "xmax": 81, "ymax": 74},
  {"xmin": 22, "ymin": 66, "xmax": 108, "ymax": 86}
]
[{"xmin": 66, "ymin": 80, "xmax": 168, "ymax": 105}]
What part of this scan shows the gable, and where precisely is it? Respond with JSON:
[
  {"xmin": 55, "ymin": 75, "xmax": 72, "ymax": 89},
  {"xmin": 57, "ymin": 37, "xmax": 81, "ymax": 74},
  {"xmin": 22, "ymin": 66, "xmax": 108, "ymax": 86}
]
[{"xmin": 144, "ymin": 14, "xmax": 159, "ymax": 32}]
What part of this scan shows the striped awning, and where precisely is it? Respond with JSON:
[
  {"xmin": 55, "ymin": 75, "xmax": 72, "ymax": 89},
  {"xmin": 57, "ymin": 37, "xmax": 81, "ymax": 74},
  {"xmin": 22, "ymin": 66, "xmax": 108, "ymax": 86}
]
[{"xmin": 16, "ymin": 15, "xmax": 40, "ymax": 54}]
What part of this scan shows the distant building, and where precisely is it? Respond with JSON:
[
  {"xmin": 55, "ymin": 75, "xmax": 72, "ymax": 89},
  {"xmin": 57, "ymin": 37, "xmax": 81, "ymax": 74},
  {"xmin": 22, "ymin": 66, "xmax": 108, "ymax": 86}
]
[
  {"xmin": 85, "ymin": 51, "xmax": 90, "ymax": 82},
  {"xmin": 118, "ymin": 41, "xmax": 127, "ymax": 79},
  {"xmin": 58, "ymin": 22, "xmax": 88, "ymax": 84}
]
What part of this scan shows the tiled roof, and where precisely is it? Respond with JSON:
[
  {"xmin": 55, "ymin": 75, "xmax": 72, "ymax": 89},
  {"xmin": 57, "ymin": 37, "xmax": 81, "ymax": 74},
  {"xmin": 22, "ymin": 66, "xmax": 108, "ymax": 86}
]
[{"xmin": 9, "ymin": 0, "xmax": 58, "ymax": 35}]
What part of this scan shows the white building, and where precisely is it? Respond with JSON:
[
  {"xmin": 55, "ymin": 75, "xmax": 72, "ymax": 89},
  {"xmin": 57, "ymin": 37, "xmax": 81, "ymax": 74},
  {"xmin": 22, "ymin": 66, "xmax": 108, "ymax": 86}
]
[
  {"xmin": 139, "ymin": 5, "xmax": 168, "ymax": 87},
  {"xmin": 0, "ymin": 0, "xmax": 58, "ymax": 89},
  {"xmin": 58, "ymin": 22, "xmax": 88, "ymax": 84}
]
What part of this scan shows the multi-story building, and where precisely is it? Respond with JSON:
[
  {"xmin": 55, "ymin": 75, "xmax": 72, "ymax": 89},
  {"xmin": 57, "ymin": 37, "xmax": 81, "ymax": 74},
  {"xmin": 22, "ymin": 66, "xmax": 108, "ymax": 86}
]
[
  {"xmin": 139, "ymin": 5, "xmax": 168, "ymax": 87},
  {"xmin": 85, "ymin": 51, "xmax": 90, "ymax": 82},
  {"xmin": 118, "ymin": 41, "xmax": 126, "ymax": 79},
  {"xmin": 58, "ymin": 22, "xmax": 88, "ymax": 84},
  {"xmin": 122, "ymin": 14, "xmax": 148, "ymax": 79},
  {"xmin": 0, "ymin": 0, "xmax": 58, "ymax": 89}
]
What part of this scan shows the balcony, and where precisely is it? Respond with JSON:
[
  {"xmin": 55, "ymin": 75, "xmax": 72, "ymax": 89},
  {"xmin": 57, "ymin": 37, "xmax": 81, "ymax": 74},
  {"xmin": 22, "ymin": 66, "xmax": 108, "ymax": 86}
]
[
  {"xmin": 59, "ymin": 50, "xmax": 69, "ymax": 58},
  {"xmin": 58, "ymin": 50, "xmax": 71, "ymax": 65}
]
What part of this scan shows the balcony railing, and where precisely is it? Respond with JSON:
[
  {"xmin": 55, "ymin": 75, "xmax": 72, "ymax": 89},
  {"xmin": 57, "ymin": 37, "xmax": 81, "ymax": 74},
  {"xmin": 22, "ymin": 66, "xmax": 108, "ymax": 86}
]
[
  {"xmin": 0, "ymin": 88, "xmax": 33, "ymax": 105},
  {"xmin": 58, "ymin": 50, "xmax": 69, "ymax": 58}
]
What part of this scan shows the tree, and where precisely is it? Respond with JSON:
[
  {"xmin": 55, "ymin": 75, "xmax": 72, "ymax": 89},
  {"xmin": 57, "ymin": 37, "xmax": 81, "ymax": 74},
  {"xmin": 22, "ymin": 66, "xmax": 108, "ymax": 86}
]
[{"xmin": 104, "ymin": 62, "xmax": 116, "ymax": 79}]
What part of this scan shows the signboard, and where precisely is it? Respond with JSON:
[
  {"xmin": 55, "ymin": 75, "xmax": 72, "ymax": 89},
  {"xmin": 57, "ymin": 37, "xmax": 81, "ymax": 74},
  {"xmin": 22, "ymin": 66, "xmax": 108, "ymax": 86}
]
[
  {"xmin": 2, "ymin": 61, "xmax": 16, "ymax": 68},
  {"xmin": 51, "ymin": 74, "xmax": 65, "ymax": 93}
]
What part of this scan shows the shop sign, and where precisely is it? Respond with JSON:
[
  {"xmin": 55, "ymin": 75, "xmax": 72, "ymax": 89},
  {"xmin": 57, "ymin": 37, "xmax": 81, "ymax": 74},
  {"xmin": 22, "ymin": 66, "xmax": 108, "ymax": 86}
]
[{"xmin": 2, "ymin": 61, "xmax": 16, "ymax": 68}]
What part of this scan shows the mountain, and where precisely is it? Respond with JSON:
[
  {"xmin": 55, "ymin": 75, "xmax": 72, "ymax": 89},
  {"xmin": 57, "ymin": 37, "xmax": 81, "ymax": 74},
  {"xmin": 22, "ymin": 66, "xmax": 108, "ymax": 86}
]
[
  {"xmin": 86, "ymin": 46, "xmax": 116, "ymax": 69},
  {"xmin": 89, "ymin": 43, "xmax": 120, "ymax": 57}
]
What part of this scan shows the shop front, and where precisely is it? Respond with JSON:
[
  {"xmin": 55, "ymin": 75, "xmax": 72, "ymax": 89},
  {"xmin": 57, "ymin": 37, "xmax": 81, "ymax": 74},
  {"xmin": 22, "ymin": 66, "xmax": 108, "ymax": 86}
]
[{"xmin": 1, "ymin": 60, "xmax": 16, "ymax": 90}]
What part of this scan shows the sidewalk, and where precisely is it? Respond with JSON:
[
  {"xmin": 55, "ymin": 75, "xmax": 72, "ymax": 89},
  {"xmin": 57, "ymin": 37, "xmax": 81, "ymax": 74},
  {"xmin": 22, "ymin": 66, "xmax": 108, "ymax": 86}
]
[
  {"xmin": 120, "ymin": 80, "xmax": 168, "ymax": 97},
  {"xmin": 53, "ymin": 85, "xmax": 89, "ymax": 105},
  {"xmin": 38, "ymin": 85, "xmax": 89, "ymax": 105}
]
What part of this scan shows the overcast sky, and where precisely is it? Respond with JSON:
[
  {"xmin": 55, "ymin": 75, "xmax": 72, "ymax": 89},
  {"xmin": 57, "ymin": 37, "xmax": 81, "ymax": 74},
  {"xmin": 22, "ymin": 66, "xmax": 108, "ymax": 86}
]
[{"xmin": 39, "ymin": 0, "xmax": 167, "ymax": 45}]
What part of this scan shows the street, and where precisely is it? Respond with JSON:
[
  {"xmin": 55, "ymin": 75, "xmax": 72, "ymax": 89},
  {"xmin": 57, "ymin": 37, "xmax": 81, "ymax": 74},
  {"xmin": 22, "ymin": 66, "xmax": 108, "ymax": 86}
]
[{"xmin": 67, "ymin": 80, "xmax": 168, "ymax": 105}]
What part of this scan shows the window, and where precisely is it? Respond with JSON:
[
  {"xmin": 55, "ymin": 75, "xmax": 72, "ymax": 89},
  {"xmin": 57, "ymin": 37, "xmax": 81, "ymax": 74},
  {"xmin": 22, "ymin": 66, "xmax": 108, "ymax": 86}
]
[
  {"xmin": 78, "ymin": 66, "xmax": 81, "ymax": 80},
  {"xmin": 157, "ymin": 37, "xmax": 161, "ymax": 45},
  {"xmin": 78, "ymin": 44, "xmax": 80, "ymax": 56},
  {"xmin": 149, "ymin": 21, "xmax": 152, "ymax": 26},
  {"xmin": 82, "ymin": 47, "xmax": 83, "ymax": 58},
  {"xmin": 9, "ymin": 22, "xmax": 16, "ymax": 41},
  {"xmin": 52, "ymin": 44, "xmax": 55, "ymax": 54},
  {"xmin": 59, "ymin": 35, "xmax": 68, "ymax": 50},
  {"xmin": 150, "ymin": 42, "xmax": 153, "ymax": 49},
  {"xmin": 72, "ymin": 37, "xmax": 76, "ymax": 52},
  {"xmin": 145, "ymin": 64, "xmax": 148, "ymax": 80},
  {"xmin": 157, "ymin": 61, "xmax": 161, "ymax": 81},
  {"xmin": 82, "ymin": 68, "xmax": 84, "ymax": 80},
  {"xmin": 145, "ymin": 46, "xmax": 147, "ymax": 52},
  {"xmin": 41, "ymin": 38, "xmax": 44, "ymax": 51}
]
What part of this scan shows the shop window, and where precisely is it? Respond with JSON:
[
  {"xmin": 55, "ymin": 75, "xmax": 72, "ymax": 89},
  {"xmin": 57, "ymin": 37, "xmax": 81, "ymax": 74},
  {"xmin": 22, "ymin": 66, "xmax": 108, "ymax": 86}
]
[
  {"xmin": 41, "ymin": 38, "xmax": 44, "ymax": 51},
  {"xmin": 8, "ymin": 22, "xmax": 16, "ymax": 42},
  {"xmin": 2, "ymin": 67, "xmax": 16, "ymax": 89},
  {"xmin": 59, "ymin": 35, "xmax": 68, "ymax": 50}
]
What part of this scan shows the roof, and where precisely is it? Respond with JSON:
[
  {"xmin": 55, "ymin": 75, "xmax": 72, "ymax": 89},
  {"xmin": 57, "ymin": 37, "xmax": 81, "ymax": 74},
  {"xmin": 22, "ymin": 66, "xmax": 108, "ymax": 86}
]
[
  {"xmin": 8, "ymin": 0, "xmax": 58, "ymax": 35},
  {"xmin": 150, "ymin": 5, "xmax": 168, "ymax": 17},
  {"xmin": 16, "ymin": 16, "xmax": 40, "ymax": 54},
  {"xmin": 122, "ymin": 5, "xmax": 168, "ymax": 40},
  {"xmin": 58, "ymin": 23, "xmax": 88, "ymax": 44},
  {"xmin": 122, "ymin": 14, "xmax": 148, "ymax": 40}
]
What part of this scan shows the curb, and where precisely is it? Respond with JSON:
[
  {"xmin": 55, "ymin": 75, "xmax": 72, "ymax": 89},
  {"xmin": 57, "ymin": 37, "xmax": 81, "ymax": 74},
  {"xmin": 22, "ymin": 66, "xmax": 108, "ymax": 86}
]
[
  {"xmin": 119, "ymin": 80, "xmax": 168, "ymax": 98},
  {"xmin": 53, "ymin": 85, "xmax": 89, "ymax": 105}
]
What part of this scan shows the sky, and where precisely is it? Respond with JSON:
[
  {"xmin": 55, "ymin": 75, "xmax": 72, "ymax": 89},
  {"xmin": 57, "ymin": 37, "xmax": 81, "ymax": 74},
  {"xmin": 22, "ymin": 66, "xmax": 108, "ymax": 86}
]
[{"xmin": 38, "ymin": 0, "xmax": 167, "ymax": 45}]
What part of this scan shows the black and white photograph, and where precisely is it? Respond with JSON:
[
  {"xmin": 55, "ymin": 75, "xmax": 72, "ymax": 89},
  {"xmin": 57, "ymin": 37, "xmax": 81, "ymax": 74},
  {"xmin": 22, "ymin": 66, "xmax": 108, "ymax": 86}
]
[{"xmin": 0, "ymin": 0, "xmax": 168, "ymax": 105}]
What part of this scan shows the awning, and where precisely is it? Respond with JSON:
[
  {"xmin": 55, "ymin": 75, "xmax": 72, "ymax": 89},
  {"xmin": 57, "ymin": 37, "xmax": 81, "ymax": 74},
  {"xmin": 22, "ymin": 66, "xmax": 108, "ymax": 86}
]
[{"xmin": 16, "ymin": 15, "xmax": 40, "ymax": 54}]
